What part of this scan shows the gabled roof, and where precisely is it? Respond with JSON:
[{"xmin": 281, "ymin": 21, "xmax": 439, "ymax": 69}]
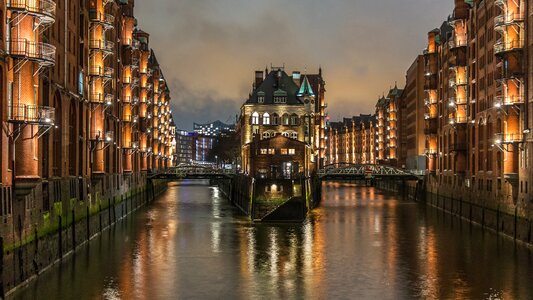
[{"xmin": 246, "ymin": 69, "xmax": 302, "ymax": 105}]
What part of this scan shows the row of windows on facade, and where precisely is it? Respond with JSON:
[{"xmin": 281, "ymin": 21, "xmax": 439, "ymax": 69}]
[
  {"xmin": 260, "ymin": 148, "xmax": 296, "ymax": 155},
  {"xmin": 257, "ymin": 131, "xmax": 299, "ymax": 140},
  {"xmin": 251, "ymin": 112, "xmax": 302, "ymax": 126},
  {"xmin": 257, "ymin": 96, "xmax": 287, "ymax": 104}
]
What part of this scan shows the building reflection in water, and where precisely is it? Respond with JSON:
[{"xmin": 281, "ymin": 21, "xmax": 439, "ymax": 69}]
[{"xmin": 11, "ymin": 181, "xmax": 533, "ymax": 300}]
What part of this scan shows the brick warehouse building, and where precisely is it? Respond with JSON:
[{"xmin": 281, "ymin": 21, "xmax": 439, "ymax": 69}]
[
  {"xmin": 325, "ymin": 114, "xmax": 377, "ymax": 166},
  {"xmin": 423, "ymin": 0, "xmax": 532, "ymax": 220},
  {"xmin": 0, "ymin": 0, "xmax": 176, "ymax": 286}
]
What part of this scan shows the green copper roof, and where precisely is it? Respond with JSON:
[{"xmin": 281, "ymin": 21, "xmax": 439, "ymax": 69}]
[
  {"xmin": 273, "ymin": 89, "xmax": 288, "ymax": 97},
  {"xmin": 297, "ymin": 76, "xmax": 315, "ymax": 97}
]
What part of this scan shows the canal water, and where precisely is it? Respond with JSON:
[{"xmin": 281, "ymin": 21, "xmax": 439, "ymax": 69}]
[{"xmin": 10, "ymin": 181, "xmax": 533, "ymax": 299}]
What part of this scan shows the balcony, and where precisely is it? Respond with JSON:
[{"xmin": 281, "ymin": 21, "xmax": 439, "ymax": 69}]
[
  {"xmin": 494, "ymin": 95, "xmax": 524, "ymax": 107},
  {"xmin": 89, "ymin": 66, "xmax": 114, "ymax": 78},
  {"xmin": 6, "ymin": 0, "xmax": 56, "ymax": 25},
  {"xmin": 494, "ymin": 13, "xmax": 525, "ymax": 31},
  {"xmin": 449, "ymin": 77, "xmax": 468, "ymax": 88},
  {"xmin": 494, "ymin": 39, "xmax": 524, "ymax": 55},
  {"xmin": 494, "ymin": 133, "xmax": 523, "ymax": 144},
  {"xmin": 7, "ymin": 104, "xmax": 55, "ymax": 125},
  {"xmin": 424, "ymin": 148, "xmax": 437, "ymax": 156},
  {"xmin": 7, "ymin": 39, "xmax": 56, "ymax": 66},
  {"xmin": 449, "ymin": 116, "xmax": 468, "ymax": 125},
  {"xmin": 89, "ymin": 10, "xmax": 115, "ymax": 29},
  {"xmin": 89, "ymin": 39, "xmax": 115, "ymax": 54},
  {"xmin": 89, "ymin": 93, "xmax": 114, "ymax": 105},
  {"xmin": 449, "ymin": 34, "xmax": 467, "ymax": 49},
  {"xmin": 123, "ymin": 115, "xmax": 133, "ymax": 123}
]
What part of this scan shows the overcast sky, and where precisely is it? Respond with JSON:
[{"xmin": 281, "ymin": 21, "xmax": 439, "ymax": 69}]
[{"xmin": 135, "ymin": 0, "xmax": 453, "ymax": 130}]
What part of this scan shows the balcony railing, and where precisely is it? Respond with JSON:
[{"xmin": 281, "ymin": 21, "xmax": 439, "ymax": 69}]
[
  {"xmin": 7, "ymin": 104, "xmax": 55, "ymax": 125},
  {"xmin": 449, "ymin": 77, "xmax": 468, "ymax": 87},
  {"xmin": 494, "ymin": 13, "xmax": 525, "ymax": 31},
  {"xmin": 494, "ymin": 133, "xmax": 523, "ymax": 144},
  {"xmin": 89, "ymin": 93, "xmax": 113, "ymax": 105},
  {"xmin": 494, "ymin": 39, "xmax": 524, "ymax": 55},
  {"xmin": 449, "ymin": 96, "xmax": 467, "ymax": 106},
  {"xmin": 6, "ymin": 0, "xmax": 56, "ymax": 24},
  {"xmin": 449, "ymin": 116, "xmax": 468, "ymax": 125},
  {"xmin": 89, "ymin": 11, "xmax": 115, "ymax": 28},
  {"xmin": 89, "ymin": 66, "xmax": 114, "ymax": 78},
  {"xmin": 89, "ymin": 39, "xmax": 115, "ymax": 53},
  {"xmin": 7, "ymin": 39, "xmax": 56, "ymax": 66},
  {"xmin": 449, "ymin": 34, "xmax": 467, "ymax": 49},
  {"xmin": 494, "ymin": 95, "xmax": 524, "ymax": 106}
]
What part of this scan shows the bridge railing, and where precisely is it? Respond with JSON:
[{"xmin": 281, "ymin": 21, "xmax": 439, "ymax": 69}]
[{"xmin": 318, "ymin": 164, "xmax": 423, "ymax": 178}]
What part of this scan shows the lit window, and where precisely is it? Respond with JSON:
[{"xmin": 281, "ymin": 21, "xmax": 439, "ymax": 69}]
[
  {"xmin": 282, "ymin": 114, "xmax": 290, "ymax": 126},
  {"xmin": 281, "ymin": 149, "xmax": 288, "ymax": 155},
  {"xmin": 260, "ymin": 149, "xmax": 268, "ymax": 154},
  {"xmin": 263, "ymin": 132, "xmax": 270, "ymax": 139},
  {"xmin": 252, "ymin": 112, "xmax": 259, "ymax": 125},
  {"xmin": 290, "ymin": 132, "xmax": 298, "ymax": 139},
  {"xmin": 263, "ymin": 113, "xmax": 270, "ymax": 125},
  {"xmin": 291, "ymin": 115, "xmax": 298, "ymax": 125},
  {"xmin": 288, "ymin": 149, "xmax": 296, "ymax": 155},
  {"xmin": 282, "ymin": 132, "xmax": 290, "ymax": 138},
  {"xmin": 268, "ymin": 149, "xmax": 275, "ymax": 155}
]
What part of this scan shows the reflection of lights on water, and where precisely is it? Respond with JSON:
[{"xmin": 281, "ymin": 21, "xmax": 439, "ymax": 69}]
[
  {"xmin": 103, "ymin": 278, "xmax": 122, "ymax": 300},
  {"xmin": 247, "ymin": 228, "xmax": 256, "ymax": 274},
  {"xmin": 373, "ymin": 216, "xmax": 381, "ymax": 233},
  {"xmin": 211, "ymin": 222, "xmax": 221, "ymax": 253},
  {"xmin": 269, "ymin": 229, "xmax": 279, "ymax": 278}
]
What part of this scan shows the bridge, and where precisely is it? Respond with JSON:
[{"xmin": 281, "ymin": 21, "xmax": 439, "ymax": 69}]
[
  {"xmin": 149, "ymin": 165, "xmax": 235, "ymax": 180},
  {"xmin": 317, "ymin": 163, "xmax": 424, "ymax": 181}
]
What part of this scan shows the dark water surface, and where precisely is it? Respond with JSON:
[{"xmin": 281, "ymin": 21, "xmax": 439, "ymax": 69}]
[{"xmin": 11, "ymin": 181, "xmax": 533, "ymax": 299}]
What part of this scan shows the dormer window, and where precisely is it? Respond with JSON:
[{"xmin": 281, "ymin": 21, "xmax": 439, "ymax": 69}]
[
  {"xmin": 274, "ymin": 97, "xmax": 286, "ymax": 103},
  {"xmin": 257, "ymin": 91, "xmax": 265, "ymax": 103},
  {"xmin": 273, "ymin": 89, "xmax": 287, "ymax": 104}
]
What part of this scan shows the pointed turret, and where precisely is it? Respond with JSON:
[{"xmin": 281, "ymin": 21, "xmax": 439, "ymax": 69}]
[{"xmin": 297, "ymin": 75, "xmax": 315, "ymax": 97}]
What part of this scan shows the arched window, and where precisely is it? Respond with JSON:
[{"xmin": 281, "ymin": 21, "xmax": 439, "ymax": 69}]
[
  {"xmin": 271, "ymin": 113, "xmax": 279, "ymax": 125},
  {"xmin": 290, "ymin": 114, "xmax": 299, "ymax": 126},
  {"xmin": 282, "ymin": 132, "xmax": 290, "ymax": 138},
  {"xmin": 263, "ymin": 131, "xmax": 270, "ymax": 139},
  {"xmin": 251, "ymin": 112, "xmax": 259, "ymax": 125},
  {"xmin": 282, "ymin": 114, "xmax": 289, "ymax": 126},
  {"xmin": 290, "ymin": 132, "xmax": 298, "ymax": 139},
  {"xmin": 263, "ymin": 112, "xmax": 270, "ymax": 125}
]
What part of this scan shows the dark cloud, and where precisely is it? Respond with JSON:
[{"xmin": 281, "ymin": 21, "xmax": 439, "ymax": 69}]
[{"xmin": 135, "ymin": 0, "xmax": 454, "ymax": 129}]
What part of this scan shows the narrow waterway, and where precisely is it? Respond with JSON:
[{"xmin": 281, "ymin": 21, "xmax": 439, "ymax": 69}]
[{"xmin": 10, "ymin": 181, "xmax": 533, "ymax": 299}]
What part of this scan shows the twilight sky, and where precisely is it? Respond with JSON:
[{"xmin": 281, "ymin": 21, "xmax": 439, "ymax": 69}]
[{"xmin": 135, "ymin": 0, "xmax": 453, "ymax": 130}]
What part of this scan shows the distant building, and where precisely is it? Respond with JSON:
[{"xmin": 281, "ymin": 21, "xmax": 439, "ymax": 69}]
[
  {"xmin": 402, "ymin": 55, "xmax": 426, "ymax": 171},
  {"xmin": 193, "ymin": 134, "xmax": 215, "ymax": 163},
  {"xmin": 375, "ymin": 85, "xmax": 404, "ymax": 167},
  {"xmin": 326, "ymin": 114, "xmax": 377, "ymax": 165},
  {"xmin": 175, "ymin": 130, "xmax": 194, "ymax": 165},
  {"xmin": 194, "ymin": 120, "xmax": 235, "ymax": 137}
]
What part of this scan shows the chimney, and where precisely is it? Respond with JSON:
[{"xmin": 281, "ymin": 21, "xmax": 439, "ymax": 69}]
[
  {"xmin": 255, "ymin": 71, "xmax": 264, "ymax": 89},
  {"xmin": 292, "ymin": 71, "xmax": 301, "ymax": 86}
]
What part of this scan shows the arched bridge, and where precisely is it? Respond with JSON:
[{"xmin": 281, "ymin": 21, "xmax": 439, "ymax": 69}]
[
  {"xmin": 149, "ymin": 165, "xmax": 235, "ymax": 180},
  {"xmin": 318, "ymin": 163, "xmax": 424, "ymax": 181}
]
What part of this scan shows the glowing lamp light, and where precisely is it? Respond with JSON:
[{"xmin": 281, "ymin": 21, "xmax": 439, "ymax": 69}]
[{"xmin": 495, "ymin": 139, "xmax": 502, "ymax": 145}]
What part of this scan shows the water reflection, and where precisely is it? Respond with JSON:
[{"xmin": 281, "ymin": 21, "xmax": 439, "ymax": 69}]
[{"xmin": 10, "ymin": 181, "xmax": 533, "ymax": 300}]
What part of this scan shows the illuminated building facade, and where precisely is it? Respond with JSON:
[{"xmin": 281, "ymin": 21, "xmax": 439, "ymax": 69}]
[
  {"xmin": 240, "ymin": 67, "xmax": 323, "ymax": 178},
  {"xmin": 325, "ymin": 114, "xmax": 377, "ymax": 165},
  {"xmin": 0, "ymin": 0, "xmax": 175, "ymax": 252},
  {"xmin": 423, "ymin": 0, "xmax": 532, "ymax": 214},
  {"xmin": 375, "ymin": 86, "xmax": 404, "ymax": 167},
  {"xmin": 194, "ymin": 120, "xmax": 235, "ymax": 137}
]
